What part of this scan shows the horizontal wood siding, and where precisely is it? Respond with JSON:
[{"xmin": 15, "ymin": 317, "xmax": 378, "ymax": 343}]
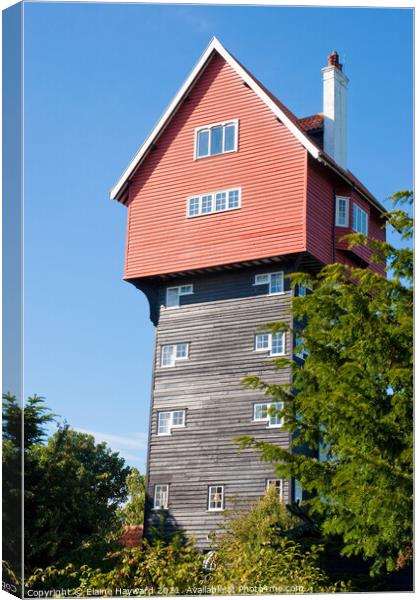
[
  {"xmin": 145, "ymin": 268, "xmax": 296, "ymax": 548},
  {"xmin": 126, "ymin": 54, "xmax": 307, "ymax": 279},
  {"xmin": 306, "ymin": 157, "xmax": 386, "ymax": 274}
]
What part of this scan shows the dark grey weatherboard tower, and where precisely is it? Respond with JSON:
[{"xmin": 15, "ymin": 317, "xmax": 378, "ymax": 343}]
[
  {"xmin": 143, "ymin": 266, "xmax": 300, "ymax": 548},
  {"xmin": 110, "ymin": 40, "xmax": 385, "ymax": 549}
]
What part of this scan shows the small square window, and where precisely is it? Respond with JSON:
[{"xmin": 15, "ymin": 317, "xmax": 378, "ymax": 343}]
[
  {"xmin": 166, "ymin": 285, "xmax": 193, "ymax": 309},
  {"xmin": 254, "ymin": 403, "xmax": 269, "ymax": 421},
  {"xmin": 154, "ymin": 484, "xmax": 169, "ymax": 509},
  {"xmin": 228, "ymin": 189, "xmax": 240, "ymax": 209},
  {"xmin": 176, "ymin": 343, "xmax": 189, "ymax": 359},
  {"xmin": 208, "ymin": 485, "xmax": 224, "ymax": 511},
  {"xmin": 255, "ymin": 333, "xmax": 270, "ymax": 351},
  {"xmin": 172, "ymin": 410, "xmax": 185, "ymax": 427}
]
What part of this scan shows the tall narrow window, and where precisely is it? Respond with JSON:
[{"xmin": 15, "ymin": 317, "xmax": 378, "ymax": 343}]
[
  {"xmin": 254, "ymin": 272, "xmax": 284, "ymax": 295},
  {"xmin": 271, "ymin": 332, "xmax": 284, "ymax": 356},
  {"xmin": 153, "ymin": 484, "xmax": 169, "ymax": 509},
  {"xmin": 335, "ymin": 196, "xmax": 349, "ymax": 227},
  {"xmin": 166, "ymin": 285, "xmax": 193, "ymax": 309},
  {"xmin": 195, "ymin": 120, "xmax": 238, "ymax": 159},
  {"xmin": 208, "ymin": 485, "xmax": 224, "ymax": 511},
  {"xmin": 352, "ymin": 204, "xmax": 368, "ymax": 235},
  {"xmin": 266, "ymin": 479, "xmax": 284, "ymax": 501}
]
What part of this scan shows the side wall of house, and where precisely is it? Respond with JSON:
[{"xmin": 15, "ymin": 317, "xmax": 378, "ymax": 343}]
[
  {"xmin": 306, "ymin": 156, "xmax": 386, "ymax": 273},
  {"xmin": 144, "ymin": 266, "xmax": 299, "ymax": 548}
]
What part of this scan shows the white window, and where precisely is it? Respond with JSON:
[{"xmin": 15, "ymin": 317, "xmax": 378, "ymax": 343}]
[
  {"xmin": 352, "ymin": 204, "xmax": 368, "ymax": 235},
  {"xmin": 208, "ymin": 485, "xmax": 224, "ymax": 511},
  {"xmin": 294, "ymin": 335, "xmax": 309, "ymax": 360},
  {"xmin": 335, "ymin": 196, "xmax": 349, "ymax": 227},
  {"xmin": 157, "ymin": 410, "xmax": 186, "ymax": 435},
  {"xmin": 266, "ymin": 479, "xmax": 284, "ymax": 501},
  {"xmin": 161, "ymin": 343, "xmax": 189, "ymax": 367},
  {"xmin": 153, "ymin": 484, "xmax": 169, "ymax": 509},
  {"xmin": 255, "ymin": 332, "xmax": 286, "ymax": 356},
  {"xmin": 166, "ymin": 284, "xmax": 193, "ymax": 308},
  {"xmin": 254, "ymin": 272, "xmax": 284, "ymax": 295},
  {"xmin": 187, "ymin": 188, "xmax": 241, "ymax": 218},
  {"xmin": 253, "ymin": 402, "xmax": 283, "ymax": 427},
  {"xmin": 195, "ymin": 120, "xmax": 238, "ymax": 159}
]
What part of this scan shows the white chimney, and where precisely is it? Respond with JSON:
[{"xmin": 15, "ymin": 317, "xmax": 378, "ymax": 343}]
[{"xmin": 322, "ymin": 51, "xmax": 349, "ymax": 169}]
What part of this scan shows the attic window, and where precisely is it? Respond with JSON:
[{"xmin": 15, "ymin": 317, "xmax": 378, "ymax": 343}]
[{"xmin": 195, "ymin": 120, "xmax": 238, "ymax": 158}]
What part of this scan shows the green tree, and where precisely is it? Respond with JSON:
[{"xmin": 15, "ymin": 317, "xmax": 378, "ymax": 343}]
[
  {"xmin": 2, "ymin": 393, "xmax": 56, "ymax": 578},
  {"xmin": 118, "ymin": 467, "xmax": 146, "ymax": 526},
  {"xmin": 239, "ymin": 192, "xmax": 413, "ymax": 575},
  {"xmin": 25, "ymin": 424, "xmax": 131, "ymax": 571},
  {"xmin": 208, "ymin": 486, "xmax": 347, "ymax": 593}
]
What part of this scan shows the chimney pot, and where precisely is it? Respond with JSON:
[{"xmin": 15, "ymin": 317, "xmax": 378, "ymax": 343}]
[{"xmin": 327, "ymin": 50, "xmax": 342, "ymax": 71}]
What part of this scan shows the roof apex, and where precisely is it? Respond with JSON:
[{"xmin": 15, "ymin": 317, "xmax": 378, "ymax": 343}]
[{"xmin": 110, "ymin": 37, "xmax": 320, "ymax": 203}]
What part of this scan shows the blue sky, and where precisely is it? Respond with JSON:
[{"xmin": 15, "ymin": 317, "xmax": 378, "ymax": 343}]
[{"xmin": 23, "ymin": 2, "xmax": 413, "ymax": 471}]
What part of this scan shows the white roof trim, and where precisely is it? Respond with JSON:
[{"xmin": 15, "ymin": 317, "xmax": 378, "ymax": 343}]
[{"xmin": 110, "ymin": 37, "xmax": 320, "ymax": 202}]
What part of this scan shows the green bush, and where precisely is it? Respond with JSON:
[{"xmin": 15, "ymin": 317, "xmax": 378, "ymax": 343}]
[{"xmin": 208, "ymin": 487, "xmax": 349, "ymax": 594}]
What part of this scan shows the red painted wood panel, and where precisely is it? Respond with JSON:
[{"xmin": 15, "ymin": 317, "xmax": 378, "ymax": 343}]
[
  {"xmin": 125, "ymin": 54, "xmax": 307, "ymax": 279},
  {"xmin": 306, "ymin": 157, "xmax": 386, "ymax": 274}
]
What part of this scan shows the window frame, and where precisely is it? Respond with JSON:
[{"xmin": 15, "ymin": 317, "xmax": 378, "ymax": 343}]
[
  {"xmin": 266, "ymin": 479, "xmax": 284, "ymax": 501},
  {"xmin": 208, "ymin": 485, "xmax": 225, "ymax": 512},
  {"xmin": 187, "ymin": 187, "xmax": 242, "ymax": 218},
  {"xmin": 157, "ymin": 409, "xmax": 186, "ymax": 436},
  {"xmin": 153, "ymin": 484, "xmax": 169, "ymax": 510},
  {"xmin": 294, "ymin": 334, "xmax": 309, "ymax": 360},
  {"xmin": 160, "ymin": 343, "xmax": 190, "ymax": 368},
  {"xmin": 255, "ymin": 331, "xmax": 286, "ymax": 356},
  {"xmin": 254, "ymin": 271, "xmax": 285, "ymax": 295},
  {"xmin": 335, "ymin": 196, "xmax": 350, "ymax": 227},
  {"xmin": 166, "ymin": 285, "xmax": 193, "ymax": 309},
  {"xmin": 352, "ymin": 203, "xmax": 368, "ymax": 235},
  {"xmin": 253, "ymin": 401, "xmax": 284, "ymax": 428},
  {"xmin": 194, "ymin": 119, "xmax": 239, "ymax": 160}
]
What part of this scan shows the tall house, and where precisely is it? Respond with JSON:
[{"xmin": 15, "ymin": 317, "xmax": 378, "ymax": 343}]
[{"xmin": 111, "ymin": 39, "xmax": 386, "ymax": 548}]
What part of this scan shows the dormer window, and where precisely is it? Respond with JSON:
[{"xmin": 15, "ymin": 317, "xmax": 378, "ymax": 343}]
[{"xmin": 195, "ymin": 120, "xmax": 238, "ymax": 159}]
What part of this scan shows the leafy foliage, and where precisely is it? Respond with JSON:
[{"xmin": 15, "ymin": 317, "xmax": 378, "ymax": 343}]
[
  {"xmin": 118, "ymin": 467, "xmax": 146, "ymax": 527},
  {"xmin": 26, "ymin": 425, "xmax": 131, "ymax": 570},
  {"xmin": 208, "ymin": 487, "xmax": 348, "ymax": 593},
  {"xmin": 238, "ymin": 193, "xmax": 413, "ymax": 574},
  {"xmin": 26, "ymin": 536, "xmax": 204, "ymax": 596}
]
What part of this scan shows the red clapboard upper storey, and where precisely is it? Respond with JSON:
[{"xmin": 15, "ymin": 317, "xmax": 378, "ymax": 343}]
[{"xmin": 111, "ymin": 38, "xmax": 386, "ymax": 280}]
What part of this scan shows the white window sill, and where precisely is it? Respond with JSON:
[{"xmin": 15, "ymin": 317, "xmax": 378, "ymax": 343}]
[
  {"xmin": 152, "ymin": 506, "xmax": 168, "ymax": 511},
  {"xmin": 208, "ymin": 508, "xmax": 224, "ymax": 512}
]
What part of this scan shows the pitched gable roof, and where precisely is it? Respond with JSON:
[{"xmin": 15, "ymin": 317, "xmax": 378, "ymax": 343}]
[{"xmin": 110, "ymin": 38, "xmax": 384, "ymax": 214}]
